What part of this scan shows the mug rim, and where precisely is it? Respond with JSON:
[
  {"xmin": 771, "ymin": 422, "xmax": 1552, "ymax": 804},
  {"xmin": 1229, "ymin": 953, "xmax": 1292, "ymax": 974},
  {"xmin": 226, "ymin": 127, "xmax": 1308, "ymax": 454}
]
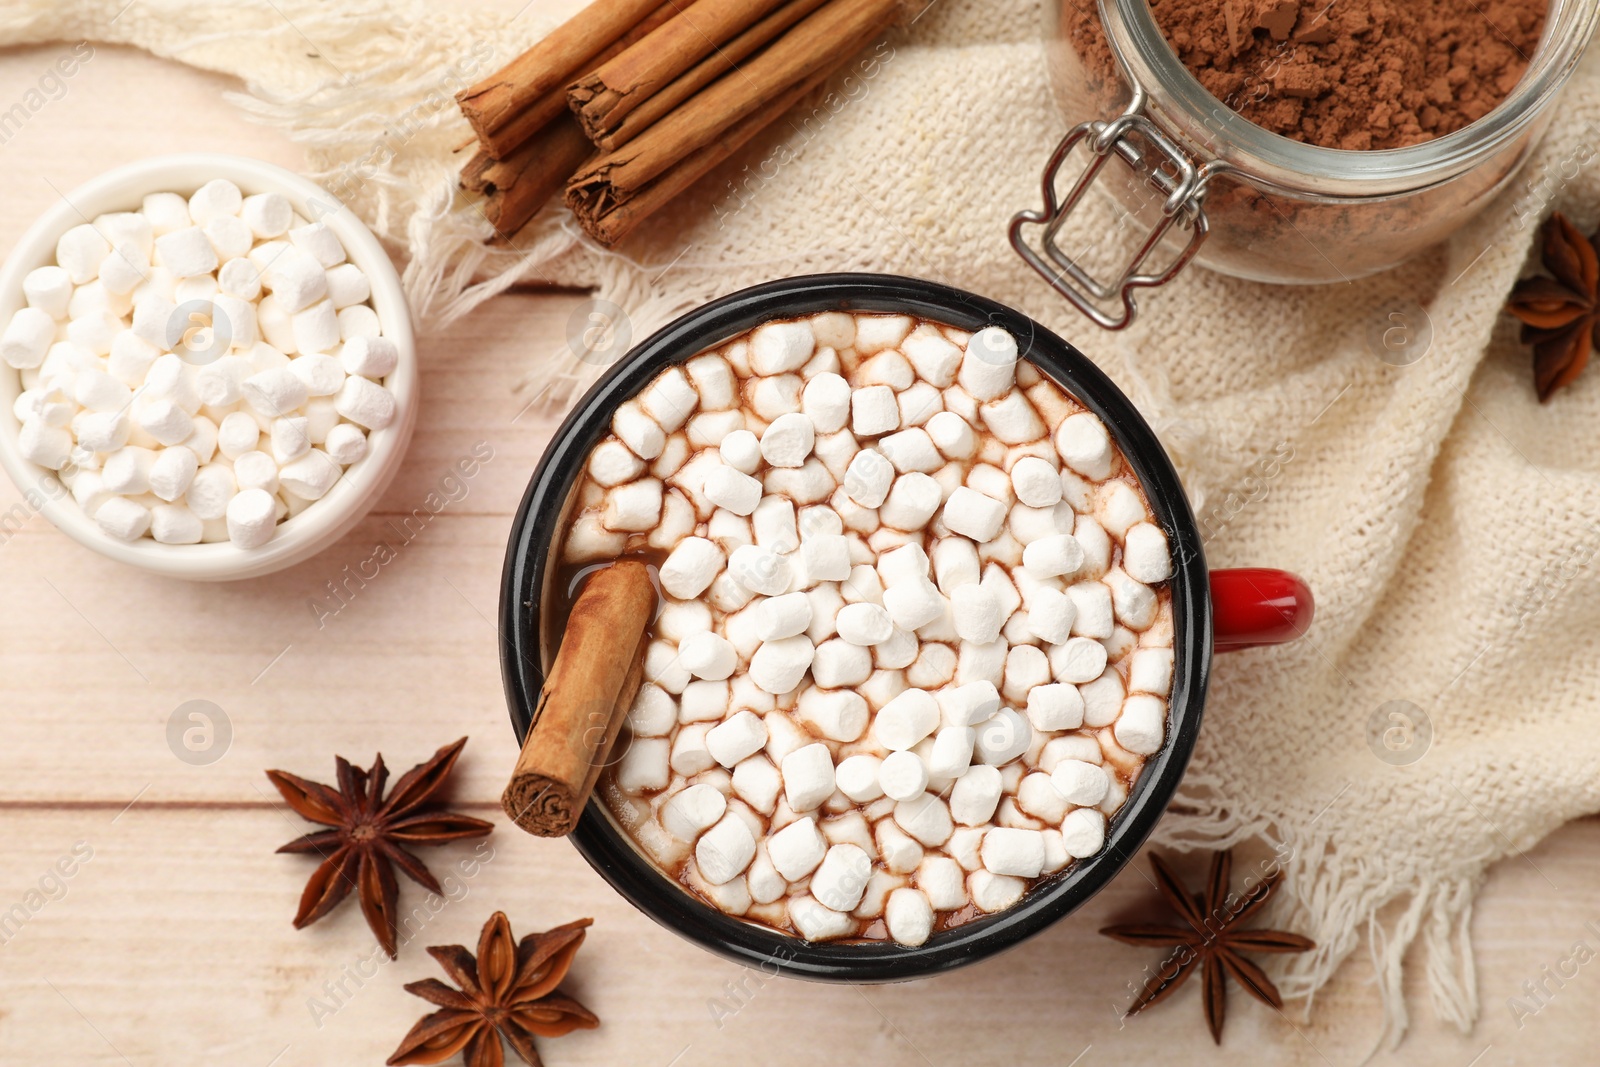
[{"xmin": 499, "ymin": 273, "xmax": 1212, "ymax": 982}]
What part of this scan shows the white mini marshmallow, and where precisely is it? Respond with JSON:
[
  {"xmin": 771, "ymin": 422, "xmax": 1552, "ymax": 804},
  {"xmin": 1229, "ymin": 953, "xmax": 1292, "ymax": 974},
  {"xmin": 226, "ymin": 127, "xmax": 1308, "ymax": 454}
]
[
  {"xmin": 751, "ymin": 496, "xmax": 798, "ymax": 551},
  {"xmin": 187, "ymin": 179, "xmax": 242, "ymax": 227},
  {"xmin": 225, "ymin": 487, "xmax": 277, "ymax": 548},
  {"xmin": 882, "ymin": 576, "xmax": 943, "ymax": 632},
  {"xmin": 843, "ymin": 449, "xmax": 893, "ymax": 508},
  {"xmin": 979, "ymin": 390, "xmax": 1045, "ymax": 445},
  {"xmin": 1129, "ymin": 647, "xmax": 1174, "ymax": 696},
  {"xmin": 760, "ymin": 411, "xmax": 814, "ymax": 468},
  {"xmin": 893, "ymin": 793, "xmax": 954, "ymax": 847},
  {"xmin": 660, "ymin": 537, "xmax": 725, "ymax": 599},
  {"xmin": 878, "ymin": 429, "xmax": 942, "ymax": 474},
  {"xmin": 703, "ymin": 464, "xmax": 763, "ymax": 515},
  {"xmin": 927, "ymin": 725, "xmax": 976, "ymax": 779},
  {"xmin": 800, "ymin": 533, "xmax": 851, "ymax": 582},
  {"xmin": 802, "ymin": 372, "xmax": 851, "ymax": 434},
  {"xmin": 291, "ymin": 299, "xmax": 340, "ymax": 354},
  {"xmin": 926, "ymin": 410, "xmax": 978, "ymax": 460},
  {"xmin": 324, "ymin": 262, "xmax": 369, "ymax": 308},
  {"xmin": 617, "ymin": 737, "xmax": 671, "ymax": 791},
  {"xmin": 1052, "ymin": 759, "xmax": 1110, "ymax": 806},
  {"xmin": 216, "ymin": 411, "xmax": 261, "ymax": 460},
  {"xmin": 661, "ymin": 784, "xmax": 727, "ymax": 842},
  {"xmin": 811, "ymin": 638, "xmax": 871, "ymax": 688},
  {"xmin": 97, "ymin": 243, "xmax": 149, "ymax": 296},
  {"xmin": 706, "ymin": 710, "xmax": 768, "ymax": 767},
  {"xmin": 970, "ymin": 869, "xmax": 1028, "ymax": 913},
  {"xmin": 835, "ymin": 754, "xmax": 885, "ymax": 802},
  {"xmin": 696, "ymin": 815, "xmax": 757, "ymax": 885},
  {"xmin": 874, "ymin": 688, "xmax": 940, "ymax": 750},
  {"xmin": 149, "ymin": 503, "xmax": 203, "ymax": 545},
  {"xmin": 332, "ymin": 375, "xmax": 395, "ymax": 430},
  {"xmin": 1080, "ymin": 669, "xmax": 1126, "ymax": 727},
  {"xmin": 942, "ymin": 485, "xmax": 1007, "ymax": 542},
  {"xmin": 289, "ymin": 222, "xmax": 347, "ymax": 268},
  {"xmin": 756, "ymin": 591, "xmax": 813, "ymax": 640},
  {"xmin": 749, "ymin": 320, "xmax": 814, "ymax": 375},
  {"xmin": 795, "ymin": 687, "xmax": 868, "ymax": 742},
  {"xmin": 231, "ymin": 450, "xmax": 278, "ymax": 494},
  {"xmin": 950, "ymin": 583, "xmax": 1002, "ymax": 644},
  {"xmin": 678, "ymin": 631, "xmax": 738, "ymax": 681},
  {"xmin": 733, "ymin": 756, "xmax": 783, "ymax": 815},
  {"xmin": 18, "ymin": 421, "xmax": 73, "ymax": 469},
  {"xmin": 148, "ymin": 446, "xmax": 198, "ymax": 501},
  {"xmin": 718, "ymin": 428, "xmax": 761, "ymax": 473},
  {"xmin": 679, "ymin": 680, "xmax": 730, "ymax": 722},
  {"xmin": 56, "ymin": 224, "xmax": 110, "ymax": 284},
  {"xmin": 2, "ymin": 308, "xmax": 55, "ymax": 369},
  {"xmin": 947, "ymin": 765, "xmax": 1001, "ymax": 827},
  {"xmin": 1011, "ymin": 456, "xmax": 1063, "ymax": 507},
  {"xmin": 270, "ymin": 416, "xmax": 311, "ymax": 464},
  {"xmin": 23, "ymin": 266, "xmax": 72, "ymax": 319},
  {"xmin": 788, "ymin": 896, "xmax": 855, "ymax": 941},
  {"xmin": 1106, "ymin": 567, "xmax": 1158, "ymax": 631},
  {"xmin": 1123, "ymin": 522, "xmax": 1173, "ymax": 583},
  {"xmin": 1059, "ymin": 808, "xmax": 1106, "ymax": 858},
  {"xmin": 1055, "ymin": 412, "xmax": 1113, "ymax": 480},
  {"xmin": 764, "ymin": 457, "xmax": 836, "ymax": 507},
  {"xmin": 958, "ymin": 327, "xmax": 1018, "ymax": 401},
  {"xmin": 1023, "ymin": 587, "xmax": 1074, "ymax": 645},
  {"xmin": 321, "ymin": 423, "xmax": 366, "ymax": 467},
  {"xmin": 1115, "ymin": 694, "xmax": 1167, "ymax": 755},
  {"xmin": 781, "ymin": 745, "xmax": 836, "ymax": 813},
  {"xmin": 982, "ymin": 827, "xmax": 1045, "ymax": 878},
  {"xmin": 811, "ymin": 844, "xmax": 873, "ymax": 913},
  {"xmin": 94, "ymin": 496, "xmax": 151, "ymax": 541},
  {"xmin": 749, "ymin": 635, "xmax": 813, "ymax": 694},
  {"xmin": 589, "ymin": 440, "xmax": 645, "ymax": 488},
  {"xmin": 836, "ymin": 602, "xmax": 893, "ymax": 645},
  {"xmin": 217, "ymin": 257, "xmax": 262, "ymax": 301},
  {"xmin": 240, "ymin": 192, "xmax": 293, "ymax": 237},
  {"xmin": 879, "ymin": 750, "xmax": 930, "ymax": 801},
  {"xmin": 155, "ymin": 227, "xmax": 219, "ymax": 278},
  {"xmin": 1067, "ymin": 581, "xmax": 1114, "ymax": 638},
  {"xmin": 879, "ymin": 473, "xmax": 942, "ymax": 530},
  {"xmin": 340, "ymin": 336, "xmax": 398, "ymax": 380},
  {"xmin": 186, "ymin": 464, "xmax": 236, "ymax": 520},
  {"xmin": 884, "ymin": 888, "xmax": 934, "ymax": 947},
  {"xmin": 1026, "ymin": 683, "xmax": 1085, "ymax": 731},
  {"xmin": 242, "ymin": 367, "xmax": 310, "ymax": 418},
  {"xmin": 851, "ymin": 385, "xmax": 899, "ymax": 437},
  {"xmin": 204, "ymin": 214, "xmax": 252, "ymax": 263},
  {"xmin": 1051, "ymin": 637, "xmax": 1107, "ymax": 685},
  {"xmin": 749, "ymin": 374, "xmax": 802, "ymax": 421},
  {"xmin": 627, "ymin": 685, "xmax": 677, "ymax": 737},
  {"xmin": 974, "ymin": 707, "xmax": 1031, "ymax": 766}
]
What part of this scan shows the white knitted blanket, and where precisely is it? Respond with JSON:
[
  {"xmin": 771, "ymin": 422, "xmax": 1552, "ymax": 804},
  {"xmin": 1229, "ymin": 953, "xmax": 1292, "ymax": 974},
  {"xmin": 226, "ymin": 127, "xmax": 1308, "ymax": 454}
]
[{"xmin": 13, "ymin": 0, "xmax": 1600, "ymax": 1048}]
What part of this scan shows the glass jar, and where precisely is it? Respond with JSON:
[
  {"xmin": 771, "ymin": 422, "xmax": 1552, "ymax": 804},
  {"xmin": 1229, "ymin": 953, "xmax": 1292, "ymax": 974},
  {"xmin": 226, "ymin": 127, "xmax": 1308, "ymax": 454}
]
[{"xmin": 1011, "ymin": 0, "xmax": 1599, "ymax": 328}]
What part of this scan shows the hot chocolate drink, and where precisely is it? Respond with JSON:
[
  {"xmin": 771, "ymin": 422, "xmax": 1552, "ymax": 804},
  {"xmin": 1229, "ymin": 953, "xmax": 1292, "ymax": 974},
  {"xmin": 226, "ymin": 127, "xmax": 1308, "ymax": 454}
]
[{"xmin": 558, "ymin": 311, "xmax": 1174, "ymax": 947}]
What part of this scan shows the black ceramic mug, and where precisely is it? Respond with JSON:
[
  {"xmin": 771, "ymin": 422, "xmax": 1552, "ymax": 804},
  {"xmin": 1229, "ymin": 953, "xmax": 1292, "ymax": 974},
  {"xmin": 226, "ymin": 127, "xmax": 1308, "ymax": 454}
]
[{"xmin": 500, "ymin": 274, "xmax": 1312, "ymax": 982}]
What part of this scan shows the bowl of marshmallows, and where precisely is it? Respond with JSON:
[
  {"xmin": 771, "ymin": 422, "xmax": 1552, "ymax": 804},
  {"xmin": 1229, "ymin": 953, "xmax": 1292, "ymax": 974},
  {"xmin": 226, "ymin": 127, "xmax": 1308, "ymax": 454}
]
[{"xmin": 0, "ymin": 153, "xmax": 417, "ymax": 581}]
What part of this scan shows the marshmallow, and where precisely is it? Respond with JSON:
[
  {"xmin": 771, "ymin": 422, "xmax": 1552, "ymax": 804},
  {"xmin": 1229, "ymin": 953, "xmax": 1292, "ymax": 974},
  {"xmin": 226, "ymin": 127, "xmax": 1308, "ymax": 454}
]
[
  {"xmin": 714, "ymin": 428, "xmax": 760, "ymax": 474},
  {"xmin": 1129, "ymin": 647, "xmax": 1174, "ymax": 696},
  {"xmin": 727, "ymin": 543, "xmax": 790, "ymax": 596},
  {"xmin": 795, "ymin": 687, "xmax": 867, "ymax": 742},
  {"xmin": 601, "ymin": 478, "xmax": 662, "ymax": 532},
  {"xmin": 155, "ymin": 227, "xmax": 219, "ymax": 278},
  {"xmin": 339, "ymin": 306, "xmax": 381, "ymax": 343},
  {"xmin": 879, "ymin": 429, "xmax": 942, "ymax": 474},
  {"xmin": 704, "ymin": 464, "xmax": 763, "ymax": 515},
  {"xmin": 590, "ymin": 440, "xmax": 646, "ymax": 488},
  {"xmin": 618, "ymin": 737, "xmax": 672, "ymax": 791},
  {"xmin": 1059, "ymin": 808, "xmax": 1107, "ymax": 858},
  {"xmin": 901, "ymin": 323, "xmax": 963, "ymax": 386},
  {"xmin": 751, "ymin": 495, "xmax": 798, "ymax": 551},
  {"xmin": 982, "ymin": 827, "xmax": 1046, "ymax": 878},
  {"xmin": 23, "ymin": 266, "xmax": 73, "ymax": 319},
  {"xmin": 94, "ymin": 496, "xmax": 151, "ymax": 541},
  {"xmin": 627, "ymin": 685, "xmax": 678, "ymax": 737},
  {"xmin": 1097, "ymin": 480, "xmax": 1147, "ymax": 539},
  {"xmin": 749, "ymin": 635, "xmax": 814, "ymax": 694},
  {"xmin": 879, "ymin": 473, "xmax": 942, "ymax": 530},
  {"xmin": 679, "ymin": 631, "xmax": 738, "ymax": 681},
  {"xmin": 679, "ymin": 680, "xmax": 730, "ymax": 722},
  {"xmin": 955, "ymin": 636, "xmax": 1007, "ymax": 688},
  {"xmin": 941, "ymin": 486, "xmax": 1007, "ymax": 542},
  {"xmin": 749, "ymin": 374, "xmax": 802, "ymax": 420},
  {"xmin": 1027, "ymin": 682, "xmax": 1086, "ymax": 731},
  {"xmin": 918, "ymin": 856, "xmax": 968, "ymax": 911},
  {"xmin": 885, "ymin": 888, "xmax": 934, "ymax": 947},
  {"xmin": 948, "ymin": 764, "xmax": 1003, "ymax": 826},
  {"xmin": 958, "ymin": 327, "xmax": 1019, "ymax": 401},
  {"xmin": 687, "ymin": 409, "xmax": 744, "ymax": 449},
  {"xmin": 882, "ymin": 576, "xmax": 943, "ymax": 631},
  {"xmin": 760, "ymin": 411, "xmax": 814, "ymax": 468},
  {"xmin": 1067, "ymin": 581, "xmax": 1114, "ymax": 638},
  {"xmin": 879, "ymin": 750, "xmax": 930, "ymax": 801},
  {"xmin": 749, "ymin": 320, "xmax": 814, "ymax": 375},
  {"xmin": 18, "ymin": 421, "xmax": 73, "ymax": 469},
  {"xmin": 242, "ymin": 368, "xmax": 310, "ymax": 418},
  {"xmin": 1053, "ymin": 759, "xmax": 1110, "ymax": 806},
  {"xmin": 969, "ymin": 869, "xmax": 1027, "ymax": 913},
  {"xmin": 874, "ymin": 688, "xmax": 940, "ymax": 750},
  {"xmin": 893, "ymin": 793, "xmax": 954, "ymax": 847},
  {"xmin": 1074, "ymin": 516, "xmax": 1112, "ymax": 578},
  {"xmin": 843, "ymin": 449, "xmax": 894, "ymax": 508},
  {"xmin": 800, "ymin": 533, "xmax": 851, "ymax": 583},
  {"xmin": 1123, "ymin": 522, "xmax": 1173, "ymax": 583},
  {"xmin": 331, "ymin": 374, "xmax": 393, "ymax": 428},
  {"xmin": 186, "ymin": 464, "xmax": 236, "ymax": 520},
  {"xmin": 926, "ymin": 410, "xmax": 978, "ymax": 460},
  {"xmin": 670, "ymin": 724, "xmax": 715, "ymax": 774},
  {"xmin": 148, "ymin": 446, "xmax": 198, "ymax": 501},
  {"xmin": 835, "ymin": 754, "xmax": 885, "ymax": 802},
  {"xmin": 184, "ymin": 179, "xmax": 241, "ymax": 228},
  {"xmin": 1080, "ymin": 670, "xmax": 1127, "ymax": 727},
  {"xmin": 1051, "ymin": 637, "xmax": 1107, "ymax": 684},
  {"xmin": 1115, "ymin": 694, "xmax": 1167, "ymax": 755},
  {"xmin": 756, "ymin": 591, "xmax": 813, "ymax": 640},
  {"xmin": 56, "ymin": 224, "xmax": 110, "ymax": 284},
  {"xmin": 802, "ymin": 372, "xmax": 852, "ymax": 434},
  {"xmin": 927, "ymin": 725, "xmax": 976, "ymax": 778},
  {"xmin": 661, "ymin": 537, "xmax": 725, "ymax": 599},
  {"xmin": 974, "ymin": 707, "xmax": 1031, "ymax": 766},
  {"xmin": 979, "ymin": 390, "xmax": 1045, "ymax": 445},
  {"xmin": 289, "ymin": 221, "xmax": 347, "ymax": 268},
  {"xmin": 875, "ymin": 820, "xmax": 925, "ymax": 875},
  {"xmin": 291, "ymin": 299, "xmax": 340, "ymax": 354},
  {"xmin": 897, "ymin": 382, "xmax": 944, "ymax": 427},
  {"xmin": 149, "ymin": 503, "xmax": 203, "ymax": 544},
  {"xmin": 733, "ymin": 756, "xmax": 783, "ymax": 814},
  {"xmin": 860, "ymin": 349, "xmax": 914, "ymax": 390},
  {"xmin": 1026, "ymin": 587, "xmax": 1077, "ymax": 644},
  {"xmin": 788, "ymin": 895, "xmax": 855, "ymax": 941},
  {"xmin": 1106, "ymin": 567, "xmax": 1158, "ymax": 630},
  {"xmin": 662, "ymin": 784, "xmax": 727, "ymax": 842},
  {"xmin": 1055, "ymin": 412, "xmax": 1113, "ymax": 480},
  {"xmin": 851, "ymin": 385, "xmax": 899, "ymax": 437},
  {"xmin": 835, "ymin": 602, "xmax": 893, "ymax": 645},
  {"xmin": 762, "ymin": 457, "xmax": 834, "ymax": 506},
  {"xmin": 782, "ymin": 738, "xmax": 838, "ymax": 812},
  {"xmin": 706, "ymin": 710, "xmax": 768, "ymax": 767},
  {"xmin": 810, "ymin": 843, "xmax": 873, "ymax": 913},
  {"xmin": 233, "ymin": 194, "xmax": 290, "ymax": 242},
  {"xmin": 1011, "ymin": 456, "xmax": 1063, "ymax": 507},
  {"xmin": 811, "ymin": 638, "xmax": 872, "ymax": 688},
  {"xmin": 339, "ymin": 335, "xmax": 398, "ymax": 380},
  {"xmin": 696, "ymin": 815, "xmax": 757, "ymax": 884},
  {"xmin": 2, "ymin": 308, "xmax": 55, "ymax": 368},
  {"xmin": 1003, "ymin": 644, "xmax": 1051, "ymax": 704},
  {"xmin": 226, "ymin": 487, "xmax": 278, "ymax": 548},
  {"xmin": 97, "ymin": 243, "xmax": 149, "ymax": 296},
  {"xmin": 932, "ymin": 538, "xmax": 981, "ymax": 595}
]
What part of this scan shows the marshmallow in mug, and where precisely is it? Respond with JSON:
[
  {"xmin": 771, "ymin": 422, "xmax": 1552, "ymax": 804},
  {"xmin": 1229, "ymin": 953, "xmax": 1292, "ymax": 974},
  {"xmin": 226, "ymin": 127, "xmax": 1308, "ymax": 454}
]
[
  {"xmin": 572, "ymin": 312, "xmax": 1175, "ymax": 947},
  {"xmin": 4, "ymin": 179, "xmax": 396, "ymax": 548}
]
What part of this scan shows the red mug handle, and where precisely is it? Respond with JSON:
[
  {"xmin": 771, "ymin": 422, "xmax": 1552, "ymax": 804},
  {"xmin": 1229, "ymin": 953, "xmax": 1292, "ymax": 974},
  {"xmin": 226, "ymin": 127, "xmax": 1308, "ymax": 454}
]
[{"xmin": 1211, "ymin": 568, "xmax": 1314, "ymax": 652}]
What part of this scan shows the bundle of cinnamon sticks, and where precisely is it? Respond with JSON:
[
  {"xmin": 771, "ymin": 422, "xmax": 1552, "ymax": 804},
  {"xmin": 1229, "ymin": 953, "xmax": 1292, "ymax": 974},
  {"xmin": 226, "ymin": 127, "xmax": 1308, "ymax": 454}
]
[{"xmin": 456, "ymin": 0, "xmax": 910, "ymax": 245}]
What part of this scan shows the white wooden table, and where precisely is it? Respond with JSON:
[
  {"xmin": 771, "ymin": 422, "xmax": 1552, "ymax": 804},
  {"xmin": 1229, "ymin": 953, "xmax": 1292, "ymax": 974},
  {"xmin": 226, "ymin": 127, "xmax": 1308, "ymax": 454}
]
[{"xmin": 0, "ymin": 33, "xmax": 1594, "ymax": 1067}]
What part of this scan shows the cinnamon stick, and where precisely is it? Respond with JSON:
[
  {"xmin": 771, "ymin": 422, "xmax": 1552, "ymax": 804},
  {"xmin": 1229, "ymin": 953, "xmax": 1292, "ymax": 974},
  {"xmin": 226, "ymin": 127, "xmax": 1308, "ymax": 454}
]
[
  {"xmin": 567, "ymin": 0, "xmax": 904, "ymax": 220},
  {"xmin": 501, "ymin": 560, "xmax": 657, "ymax": 837},
  {"xmin": 478, "ymin": 0, "xmax": 681, "ymax": 161},
  {"xmin": 568, "ymin": 0, "xmax": 790, "ymax": 144},
  {"xmin": 457, "ymin": 0, "xmax": 664, "ymax": 158},
  {"xmin": 470, "ymin": 115, "xmax": 595, "ymax": 236},
  {"xmin": 594, "ymin": 0, "xmax": 834, "ymax": 151}
]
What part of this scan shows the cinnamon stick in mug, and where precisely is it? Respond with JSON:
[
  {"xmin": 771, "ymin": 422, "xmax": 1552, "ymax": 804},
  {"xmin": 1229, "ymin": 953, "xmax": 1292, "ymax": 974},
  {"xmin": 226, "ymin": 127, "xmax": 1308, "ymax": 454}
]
[
  {"xmin": 502, "ymin": 560, "xmax": 656, "ymax": 837},
  {"xmin": 568, "ymin": 0, "xmax": 792, "ymax": 143}
]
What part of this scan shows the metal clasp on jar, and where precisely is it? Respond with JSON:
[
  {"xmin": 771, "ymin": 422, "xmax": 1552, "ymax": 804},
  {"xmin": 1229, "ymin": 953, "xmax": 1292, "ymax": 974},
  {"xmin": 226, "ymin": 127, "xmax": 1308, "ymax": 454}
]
[{"xmin": 1010, "ymin": 91, "xmax": 1221, "ymax": 330}]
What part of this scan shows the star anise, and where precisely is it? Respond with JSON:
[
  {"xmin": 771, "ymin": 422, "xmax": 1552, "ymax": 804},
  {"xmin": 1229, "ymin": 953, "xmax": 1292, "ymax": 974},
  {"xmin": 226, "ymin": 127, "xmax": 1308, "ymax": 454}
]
[
  {"xmin": 267, "ymin": 737, "xmax": 494, "ymax": 958},
  {"xmin": 1507, "ymin": 212, "xmax": 1600, "ymax": 402},
  {"xmin": 1100, "ymin": 850, "xmax": 1314, "ymax": 1043},
  {"xmin": 389, "ymin": 911, "xmax": 599, "ymax": 1067}
]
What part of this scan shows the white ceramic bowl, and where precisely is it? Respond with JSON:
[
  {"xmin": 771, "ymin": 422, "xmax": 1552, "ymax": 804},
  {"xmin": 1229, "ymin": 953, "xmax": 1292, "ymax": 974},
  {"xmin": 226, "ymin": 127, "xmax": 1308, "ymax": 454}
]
[{"xmin": 0, "ymin": 153, "xmax": 417, "ymax": 581}]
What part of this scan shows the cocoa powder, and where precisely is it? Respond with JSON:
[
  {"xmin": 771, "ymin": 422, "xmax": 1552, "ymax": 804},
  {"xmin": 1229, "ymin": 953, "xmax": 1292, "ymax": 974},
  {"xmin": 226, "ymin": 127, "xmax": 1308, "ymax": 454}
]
[{"xmin": 1068, "ymin": 0, "xmax": 1549, "ymax": 151}]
